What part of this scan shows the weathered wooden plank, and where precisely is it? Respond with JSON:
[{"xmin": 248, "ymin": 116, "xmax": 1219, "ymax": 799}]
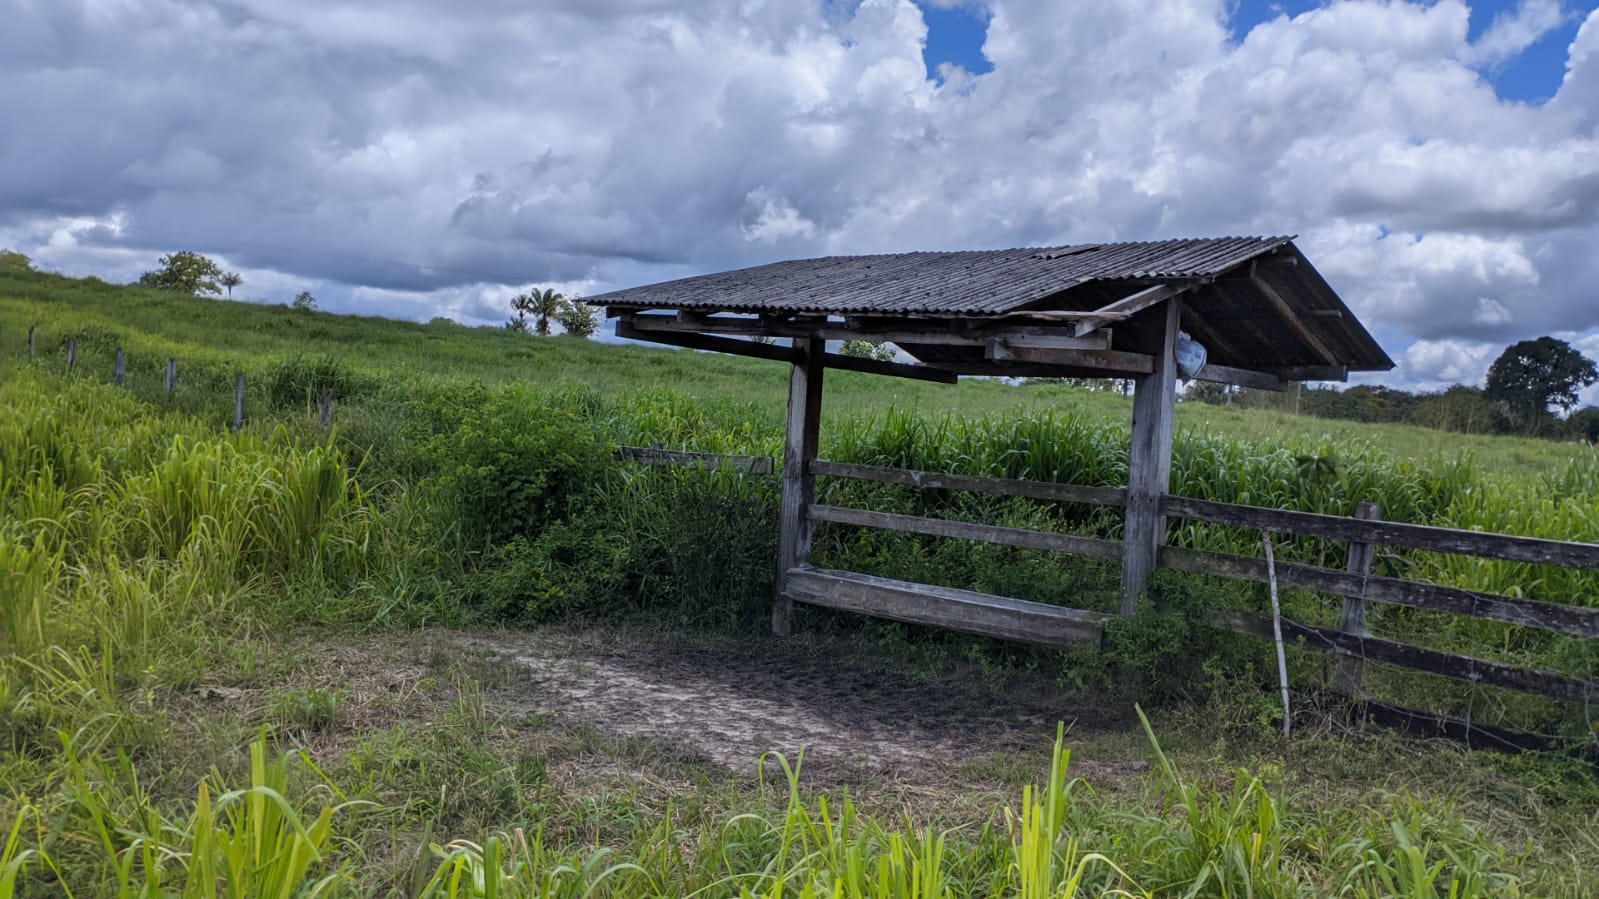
[
  {"xmin": 1120, "ymin": 299, "xmax": 1180, "ymax": 615},
  {"xmin": 810, "ymin": 459, "xmax": 1126, "ymax": 507},
  {"xmin": 985, "ymin": 341, "xmax": 1156, "ymax": 374},
  {"xmin": 1269, "ymin": 365, "xmax": 1348, "ymax": 382},
  {"xmin": 1355, "ymin": 698, "xmax": 1573, "ymax": 755},
  {"xmin": 1161, "ymin": 496, "xmax": 1599, "ymax": 569},
  {"xmin": 1250, "ymin": 270, "xmax": 1341, "ymax": 366},
  {"xmin": 617, "ymin": 318, "xmax": 800, "ymax": 364},
  {"xmin": 165, "ymin": 357, "xmax": 177, "ymax": 394},
  {"xmin": 113, "ymin": 348, "xmax": 125, "ymax": 387},
  {"xmin": 1159, "ymin": 545, "xmax": 1599, "ymax": 638},
  {"xmin": 1337, "ymin": 502, "xmax": 1381, "ymax": 695},
  {"xmin": 1210, "ymin": 610, "xmax": 1599, "ymax": 705},
  {"xmin": 1072, "ymin": 284, "xmax": 1188, "ymax": 337},
  {"xmin": 1191, "ymin": 363, "xmax": 1282, "ymax": 391},
  {"xmin": 989, "ymin": 331, "xmax": 1114, "ymax": 352},
  {"xmin": 824, "ymin": 351, "xmax": 958, "ymax": 384},
  {"xmin": 615, "ymin": 445, "xmax": 775, "ymax": 476},
  {"xmin": 808, "ymin": 503, "xmax": 1123, "ymax": 560},
  {"xmin": 775, "ymin": 340, "xmax": 825, "ymax": 636},
  {"xmin": 628, "ymin": 312, "xmax": 1110, "ymax": 349},
  {"xmin": 784, "ymin": 567, "xmax": 1109, "ymax": 648},
  {"xmin": 622, "ymin": 315, "xmax": 956, "ymax": 383},
  {"xmin": 233, "ymin": 371, "xmax": 245, "ymax": 431}
]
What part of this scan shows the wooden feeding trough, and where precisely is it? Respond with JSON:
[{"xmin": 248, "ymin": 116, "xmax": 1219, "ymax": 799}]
[{"xmin": 588, "ymin": 236, "xmax": 1395, "ymax": 647}]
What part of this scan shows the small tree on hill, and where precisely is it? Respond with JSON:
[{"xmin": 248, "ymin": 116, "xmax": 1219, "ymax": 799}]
[
  {"xmin": 840, "ymin": 340, "xmax": 896, "ymax": 362},
  {"xmin": 292, "ymin": 290, "xmax": 317, "ymax": 312},
  {"xmin": 139, "ymin": 251, "xmax": 225, "ymax": 296},
  {"xmin": 0, "ymin": 249, "xmax": 33, "ymax": 272},
  {"xmin": 1484, "ymin": 336, "xmax": 1598, "ymax": 431},
  {"xmin": 221, "ymin": 271, "xmax": 242, "ymax": 299},
  {"xmin": 555, "ymin": 298, "xmax": 599, "ymax": 338},
  {"xmin": 510, "ymin": 288, "xmax": 564, "ymax": 336}
]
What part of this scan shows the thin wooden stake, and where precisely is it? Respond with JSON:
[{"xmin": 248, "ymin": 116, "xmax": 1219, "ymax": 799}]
[
  {"xmin": 319, "ymin": 386, "xmax": 333, "ymax": 431},
  {"xmin": 166, "ymin": 358, "xmax": 177, "ymax": 395},
  {"xmin": 67, "ymin": 339, "xmax": 76, "ymax": 372},
  {"xmin": 1262, "ymin": 531, "xmax": 1291, "ymax": 737},
  {"xmin": 1336, "ymin": 502, "xmax": 1381, "ymax": 697},
  {"xmin": 233, "ymin": 371, "xmax": 246, "ymax": 431},
  {"xmin": 114, "ymin": 348, "xmax": 125, "ymax": 386},
  {"xmin": 27, "ymin": 326, "xmax": 34, "ymax": 362}
]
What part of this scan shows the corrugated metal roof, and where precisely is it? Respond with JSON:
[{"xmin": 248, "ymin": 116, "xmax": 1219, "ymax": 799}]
[
  {"xmin": 587, "ymin": 236, "xmax": 1293, "ymax": 316},
  {"xmin": 588, "ymin": 236, "xmax": 1394, "ymax": 372}
]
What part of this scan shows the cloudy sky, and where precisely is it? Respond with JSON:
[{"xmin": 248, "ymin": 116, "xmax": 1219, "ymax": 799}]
[{"xmin": 3, "ymin": 0, "xmax": 1598, "ymax": 399}]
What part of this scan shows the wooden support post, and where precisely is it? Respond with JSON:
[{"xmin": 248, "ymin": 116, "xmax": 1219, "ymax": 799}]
[
  {"xmin": 67, "ymin": 339, "xmax": 76, "ymax": 372},
  {"xmin": 1119, "ymin": 300, "xmax": 1180, "ymax": 616},
  {"xmin": 27, "ymin": 326, "xmax": 34, "ymax": 362},
  {"xmin": 319, "ymin": 386, "xmax": 333, "ymax": 431},
  {"xmin": 233, "ymin": 371, "xmax": 246, "ymax": 431},
  {"xmin": 1336, "ymin": 502, "xmax": 1382, "ymax": 696},
  {"xmin": 774, "ymin": 338, "xmax": 825, "ymax": 636},
  {"xmin": 165, "ymin": 358, "xmax": 177, "ymax": 395},
  {"xmin": 114, "ymin": 348, "xmax": 125, "ymax": 386}
]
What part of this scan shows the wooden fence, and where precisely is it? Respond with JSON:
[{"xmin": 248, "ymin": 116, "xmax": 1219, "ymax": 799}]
[
  {"xmin": 618, "ymin": 445, "xmax": 1599, "ymax": 752},
  {"xmin": 17, "ymin": 336, "xmax": 337, "ymax": 432}
]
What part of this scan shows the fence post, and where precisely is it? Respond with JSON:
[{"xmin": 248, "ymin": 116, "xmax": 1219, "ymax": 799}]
[
  {"xmin": 319, "ymin": 386, "xmax": 333, "ymax": 431},
  {"xmin": 114, "ymin": 348, "xmax": 125, "ymax": 386},
  {"xmin": 67, "ymin": 339, "xmax": 76, "ymax": 373},
  {"xmin": 27, "ymin": 326, "xmax": 35, "ymax": 362},
  {"xmin": 233, "ymin": 372, "xmax": 246, "ymax": 431},
  {"xmin": 1336, "ymin": 502, "xmax": 1382, "ymax": 696},
  {"xmin": 166, "ymin": 358, "xmax": 177, "ymax": 395}
]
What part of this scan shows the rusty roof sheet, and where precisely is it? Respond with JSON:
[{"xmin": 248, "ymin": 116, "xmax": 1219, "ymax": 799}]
[{"xmin": 587, "ymin": 236, "xmax": 1294, "ymax": 316}]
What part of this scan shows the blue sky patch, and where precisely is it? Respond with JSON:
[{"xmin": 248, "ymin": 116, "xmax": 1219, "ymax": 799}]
[{"xmin": 915, "ymin": 2, "xmax": 994, "ymax": 82}]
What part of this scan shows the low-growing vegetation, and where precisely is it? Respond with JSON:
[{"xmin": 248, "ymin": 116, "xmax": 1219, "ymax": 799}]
[{"xmin": 2, "ymin": 270, "xmax": 1597, "ymax": 895}]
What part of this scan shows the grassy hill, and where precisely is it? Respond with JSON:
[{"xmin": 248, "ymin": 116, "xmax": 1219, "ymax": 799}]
[
  {"xmin": 4, "ymin": 267, "xmax": 1599, "ymax": 894},
  {"xmin": 3, "ymin": 266, "xmax": 1591, "ymax": 482}
]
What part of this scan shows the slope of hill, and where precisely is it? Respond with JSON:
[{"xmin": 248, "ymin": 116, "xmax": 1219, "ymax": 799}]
[{"xmin": 1, "ymin": 267, "xmax": 1589, "ymax": 481}]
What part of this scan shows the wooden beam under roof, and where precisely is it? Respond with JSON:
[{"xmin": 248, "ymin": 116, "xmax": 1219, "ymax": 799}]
[
  {"xmin": 616, "ymin": 316, "xmax": 956, "ymax": 384},
  {"xmin": 1071, "ymin": 283, "xmax": 1189, "ymax": 337},
  {"xmin": 1249, "ymin": 267, "xmax": 1341, "ymax": 366},
  {"xmin": 627, "ymin": 311, "xmax": 1111, "ymax": 349}
]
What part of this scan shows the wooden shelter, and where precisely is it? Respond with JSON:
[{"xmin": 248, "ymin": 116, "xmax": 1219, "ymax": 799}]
[{"xmin": 588, "ymin": 236, "xmax": 1394, "ymax": 641}]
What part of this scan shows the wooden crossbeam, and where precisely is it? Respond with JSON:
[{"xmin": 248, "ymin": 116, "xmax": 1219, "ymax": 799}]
[
  {"xmin": 784, "ymin": 567, "xmax": 1109, "ymax": 648},
  {"xmin": 1072, "ymin": 283, "xmax": 1186, "ymax": 337},
  {"xmin": 1250, "ymin": 271, "xmax": 1341, "ymax": 366},
  {"xmin": 618, "ymin": 316, "xmax": 956, "ymax": 383}
]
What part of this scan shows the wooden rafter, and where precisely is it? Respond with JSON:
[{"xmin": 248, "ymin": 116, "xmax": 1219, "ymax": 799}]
[
  {"xmin": 616, "ymin": 316, "xmax": 957, "ymax": 384},
  {"xmin": 1250, "ymin": 268, "xmax": 1341, "ymax": 366}
]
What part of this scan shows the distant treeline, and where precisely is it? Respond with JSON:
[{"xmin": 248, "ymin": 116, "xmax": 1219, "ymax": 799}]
[{"xmin": 1191, "ymin": 381, "xmax": 1599, "ymax": 443}]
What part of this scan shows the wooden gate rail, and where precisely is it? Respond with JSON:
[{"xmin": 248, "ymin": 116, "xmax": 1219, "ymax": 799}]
[
  {"xmin": 1161, "ymin": 545, "xmax": 1599, "ymax": 639},
  {"xmin": 1163, "ymin": 495, "xmax": 1599, "ymax": 569},
  {"xmin": 811, "ymin": 459, "xmax": 1127, "ymax": 506},
  {"xmin": 1211, "ymin": 610, "xmax": 1599, "ymax": 706},
  {"xmin": 614, "ymin": 445, "xmax": 775, "ymax": 475},
  {"xmin": 808, "ymin": 504, "xmax": 1123, "ymax": 560}
]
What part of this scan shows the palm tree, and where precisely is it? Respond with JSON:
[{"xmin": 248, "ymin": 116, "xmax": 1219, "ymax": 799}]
[
  {"xmin": 221, "ymin": 271, "xmax": 242, "ymax": 299},
  {"xmin": 522, "ymin": 288, "xmax": 564, "ymax": 336}
]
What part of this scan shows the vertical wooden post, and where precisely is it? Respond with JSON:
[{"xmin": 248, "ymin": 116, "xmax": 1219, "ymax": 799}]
[
  {"xmin": 114, "ymin": 348, "xmax": 125, "ymax": 386},
  {"xmin": 67, "ymin": 339, "xmax": 77, "ymax": 372},
  {"xmin": 27, "ymin": 326, "xmax": 34, "ymax": 362},
  {"xmin": 166, "ymin": 358, "xmax": 177, "ymax": 395},
  {"xmin": 1119, "ymin": 299, "xmax": 1180, "ymax": 617},
  {"xmin": 233, "ymin": 371, "xmax": 246, "ymax": 431},
  {"xmin": 319, "ymin": 386, "xmax": 333, "ymax": 431},
  {"xmin": 774, "ymin": 338, "xmax": 825, "ymax": 636},
  {"xmin": 1336, "ymin": 502, "xmax": 1382, "ymax": 696}
]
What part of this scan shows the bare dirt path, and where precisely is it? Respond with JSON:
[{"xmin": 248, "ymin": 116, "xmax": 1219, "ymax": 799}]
[{"xmin": 449, "ymin": 625, "xmax": 1148, "ymax": 786}]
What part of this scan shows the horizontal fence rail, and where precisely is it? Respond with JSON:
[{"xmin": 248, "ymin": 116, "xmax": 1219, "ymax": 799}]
[
  {"xmin": 614, "ymin": 445, "xmax": 775, "ymax": 475},
  {"xmin": 1164, "ymin": 495, "xmax": 1599, "ymax": 570},
  {"xmin": 808, "ymin": 503, "xmax": 1123, "ymax": 560},
  {"xmin": 1212, "ymin": 610, "xmax": 1599, "ymax": 706},
  {"xmin": 1161, "ymin": 545, "xmax": 1599, "ymax": 639},
  {"xmin": 811, "ymin": 459, "xmax": 1127, "ymax": 507}
]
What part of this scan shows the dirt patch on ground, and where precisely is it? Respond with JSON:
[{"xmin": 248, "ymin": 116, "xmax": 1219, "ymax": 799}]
[{"xmin": 452, "ymin": 625, "xmax": 1148, "ymax": 786}]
